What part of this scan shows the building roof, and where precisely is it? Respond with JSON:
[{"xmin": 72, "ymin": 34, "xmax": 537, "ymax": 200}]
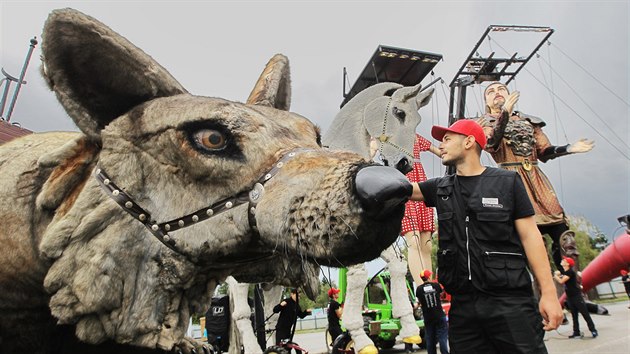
[{"xmin": 0, "ymin": 119, "xmax": 33, "ymax": 144}]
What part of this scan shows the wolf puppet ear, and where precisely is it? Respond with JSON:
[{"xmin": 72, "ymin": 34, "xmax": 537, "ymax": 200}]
[
  {"xmin": 246, "ymin": 54, "xmax": 291, "ymax": 110},
  {"xmin": 41, "ymin": 8, "xmax": 187, "ymax": 142}
]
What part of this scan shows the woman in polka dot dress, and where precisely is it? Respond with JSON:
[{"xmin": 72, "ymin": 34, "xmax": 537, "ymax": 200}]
[{"xmin": 402, "ymin": 134, "xmax": 440, "ymax": 286}]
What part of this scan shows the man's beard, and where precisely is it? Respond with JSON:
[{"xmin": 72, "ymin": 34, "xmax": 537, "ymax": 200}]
[
  {"xmin": 494, "ymin": 98, "xmax": 505, "ymax": 111},
  {"xmin": 441, "ymin": 154, "xmax": 462, "ymax": 167}
]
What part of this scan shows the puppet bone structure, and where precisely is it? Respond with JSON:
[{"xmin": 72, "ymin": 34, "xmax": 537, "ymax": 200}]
[
  {"xmin": 229, "ymin": 81, "xmax": 434, "ymax": 354},
  {"xmin": 0, "ymin": 8, "xmax": 412, "ymax": 354}
]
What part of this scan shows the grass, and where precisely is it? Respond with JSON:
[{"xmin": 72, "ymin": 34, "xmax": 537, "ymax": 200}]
[{"xmin": 592, "ymin": 296, "xmax": 629, "ymax": 305}]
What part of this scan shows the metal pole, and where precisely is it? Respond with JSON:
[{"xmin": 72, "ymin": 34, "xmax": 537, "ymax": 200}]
[
  {"xmin": 343, "ymin": 67, "xmax": 347, "ymax": 98},
  {"xmin": 0, "ymin": 78, "xmax": 11, "ymax": 117},
  {"xmin": 5, "ymin": 37, "xmax": 38, "ymax": 122},
  {"xmin": 456, "ymin": 85, "xmax": 467, "ymax": 120},
  {"xmin": 448, "ymin": 85, "xmax": 456, "ymax": 125},
  {"xmin": 421, "ymin": 76, "xmax": 442, "ymax": 92}
]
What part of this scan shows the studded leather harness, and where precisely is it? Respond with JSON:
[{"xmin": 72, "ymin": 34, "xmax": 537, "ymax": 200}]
[{"xmin": 95, "ymin": 148, "xmax": 314, "ymax": 258}]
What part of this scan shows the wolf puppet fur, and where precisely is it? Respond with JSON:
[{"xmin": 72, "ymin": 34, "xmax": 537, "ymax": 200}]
[{"xmin": 0, "ymin": 8, "xmax": 412, "ymax": 354}]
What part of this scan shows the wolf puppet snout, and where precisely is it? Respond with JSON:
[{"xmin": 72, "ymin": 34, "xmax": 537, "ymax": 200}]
[{"xmin": 354, "ymin": 165, "xmax": 413, "ymax": 220}]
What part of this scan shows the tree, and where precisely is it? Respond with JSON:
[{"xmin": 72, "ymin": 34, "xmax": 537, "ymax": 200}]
[
  {"xmin": 567, "ymin": 214, "xmax": 604, "ymax": 269},
  {"xmin": 298, "ymin": 282, "xmax": 338, "ymax": 310},
  {"xmin": 216, "ymin": 282, "xmax": 229, "ymax": 296}
]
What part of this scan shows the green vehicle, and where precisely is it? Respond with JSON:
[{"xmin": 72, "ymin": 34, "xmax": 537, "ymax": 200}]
[{"xmin": 327, "ymin": 267, "xmax": 424, "ymax": 353}]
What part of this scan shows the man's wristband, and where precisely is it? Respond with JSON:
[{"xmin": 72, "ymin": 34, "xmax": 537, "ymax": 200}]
[{"xmin": 553, "ymin": 144, "xmax": 570, "ymax": 154}]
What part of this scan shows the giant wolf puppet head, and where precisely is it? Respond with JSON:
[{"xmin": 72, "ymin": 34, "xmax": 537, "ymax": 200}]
[{"xmin": 0, "ymin": 8, "xmax": 411, "ymax": 353}]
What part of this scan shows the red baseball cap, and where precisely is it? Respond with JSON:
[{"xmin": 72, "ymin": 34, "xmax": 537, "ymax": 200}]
[
  {"xmin": 621, "ymin": 269, "xmax": 628, "ymax": 276},
  {"xmin": 420, "ymin": 269, "xmax": 432, "ymax": 279},
  {"xmin": 431, "ymin": 119, "xmax": 487, "ymax": 149},
  {"xmin": 563, "ymin": 257, "xmax": 575, "ymax": 267},
  {"xmin": 328, "ymin": 288, "xmax": 340, "ymax": 297}
]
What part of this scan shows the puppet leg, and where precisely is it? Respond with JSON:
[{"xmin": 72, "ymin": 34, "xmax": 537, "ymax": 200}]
[
  {"xmin": 227, "ymin": 277, "xmax": 263, "ymax": 354},
  {"xmin": 381, "ymin": 247, "xmax": 421, "ymax": 345},
  {"xmin": 404, "ymin": 231, "xmax": 433, "ymax": 285},
  {"xmin": 345, "ymin": 264, "xmax": 378, "ymax": 354},
  {"xmin": 263, "ymin": 284, "xmax": 284, "ymax": 334}
]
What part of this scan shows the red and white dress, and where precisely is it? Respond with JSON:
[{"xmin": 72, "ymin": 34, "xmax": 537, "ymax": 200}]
[{"xmin": 401, "ymin": 134, "xmax": 435, "ymax": 234}]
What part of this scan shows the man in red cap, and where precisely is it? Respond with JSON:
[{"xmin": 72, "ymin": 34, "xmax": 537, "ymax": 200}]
[
  {"xmin": 408, "ymin": 119, "xmax": 563, "ymax": 353},
  {"xmin": 554, "ymin": 257, "xmax": 598, "ymax": 338},
  {"xmin": 415, "ymin": 270, "xmax": 449, "ymax": 354},
  {"xmin": 326, "ymin": 287, "xmax": 343, "ymax": 346}
]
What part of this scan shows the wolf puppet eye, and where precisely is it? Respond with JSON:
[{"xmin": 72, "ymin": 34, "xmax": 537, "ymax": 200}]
[{"xmin": 192, "ymin": 129, "xmax": 227, "ymax": 151}]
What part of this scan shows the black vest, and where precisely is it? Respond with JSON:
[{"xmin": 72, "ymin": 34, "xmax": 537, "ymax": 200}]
[{"xmin": 435, "ymin": 168, "xmax": 532, "ymax": 296}]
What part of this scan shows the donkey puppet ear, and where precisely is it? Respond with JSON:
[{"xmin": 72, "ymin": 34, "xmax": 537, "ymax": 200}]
[
  {"xmin": 41, "ymin": 8, "xmax": 187, "ymax": 142},
  {"xmin": 391, "ymin": 83, "xmax": 422, "ymax": 104},
  {"xmin": 246, "ymin": 54, "xmax": 291, "ymax": 110},
  {"xmin": 416, "ymin": 87, "xmax": 434, "ymax": 108}
]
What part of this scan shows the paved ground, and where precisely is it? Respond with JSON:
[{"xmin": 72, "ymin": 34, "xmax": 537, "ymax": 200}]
[{"xmin": 293, "ymin": 300, "xmax": 630, "ymax": 354}]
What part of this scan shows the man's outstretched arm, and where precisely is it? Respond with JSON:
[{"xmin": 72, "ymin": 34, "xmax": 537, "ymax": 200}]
[{"xmin": 409, "ymin": 183, "xmax": 425, "ymax": 202}]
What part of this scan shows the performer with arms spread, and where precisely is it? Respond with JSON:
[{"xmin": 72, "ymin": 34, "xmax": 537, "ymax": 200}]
[{"xmin": 478, "ymin": 82, "xmax": 594, "ymax": 269}]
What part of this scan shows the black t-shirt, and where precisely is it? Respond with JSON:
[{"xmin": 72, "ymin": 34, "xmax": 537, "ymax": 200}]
[
  {"xmin": 560, "ymin": 268, "xmax": 581, "ymax": 298},
  {"xmin": 419, "ymin": 169, "xmax": 534, "ymax": 220},
  {"xmin": 415, "ymin": 282, "xmax": 445, "ymax": 323},
  {"xmin": 327, "ymin": 300, "xmax": 341, "ymax": 328},
  {"xmin": 623, "ymin": 275, "xmax": 630, "ymax": 292}
]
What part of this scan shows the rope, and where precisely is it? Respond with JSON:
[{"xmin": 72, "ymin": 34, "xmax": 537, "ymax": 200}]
[
  {"xmin": 536, "ymin": 53, "xmax": 629, "ymax": 151},
  {"xmin": 544, "ymin": 44, "xmax": 567, "ymax": 204},
  {"xmin": 438, "ymin": 78, "xmax": 450, "ymax": 123},
  {"xmin": 545, "ymin": 43, "xmax": 567, "ymax": 140},
  {"xmin": 550, "ymin": 42, "xmax": 630, "ymax": 108},
  {"xmin": 535, "ymin": 53, "xmax": 566, "ymax": 204},
  {"xmin": 487, "ymin": 34, "xmax": 494, "ymax": 53},
  {"xmin": 429, "ymin": 74, "xmax": 438, "ymax": 174}
]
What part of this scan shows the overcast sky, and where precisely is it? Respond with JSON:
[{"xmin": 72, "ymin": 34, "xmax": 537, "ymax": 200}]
[{"xmin": 1, "ymin": 1, "xmax": 628, "ymax": 272}]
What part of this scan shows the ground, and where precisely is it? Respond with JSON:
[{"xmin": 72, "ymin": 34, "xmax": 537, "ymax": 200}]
[{"xmin": 292, "ymin": 300, "xmax": 630, "ymax": 354}]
